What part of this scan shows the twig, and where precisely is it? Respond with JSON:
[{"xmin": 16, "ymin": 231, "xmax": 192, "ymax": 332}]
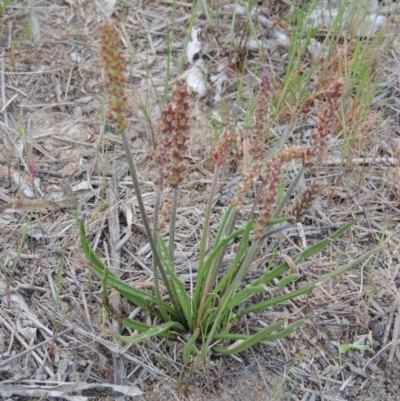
[
  {"xmin": 388, "ymin": 314, "xmax": 400, "ymax": 363},
  {"xmin": 383, "ymin": 301, "xmax": 398, "ymax": 345},
  {"xmin": 160, "ymin": 0, "xmax": 193, "ymax": 6},
  {"xmin": 63, "ymin": 66, "xmax": 74, "ymax": 101},
  {"xmin": 2, "ymin": 69, "xmax": 62, "ymax": 75},
  {"xmin": 0, "ymin": 52, "xmax": 8, "ymax": 126},
  {"xmin": 0, "ymin": 316, "xmax": 55, "ymax": 378},
  {"xmin": 0, "ymin": 93, "xmax": 18, "ymax": 113},
  {"xmin": 364, "ymin": 341, "xmax": 394, "ymax": 370},
  {"xmin": 0, "ymin": 327, "xmax": 74, "ymax": 368},
  {"xmin": 326, "ymin": 157, "xmax": 397, "ymax": 166}
]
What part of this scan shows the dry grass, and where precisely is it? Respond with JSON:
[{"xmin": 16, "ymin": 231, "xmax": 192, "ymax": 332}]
[{"xmin": 0, "ymin": 1, "xmax": 400, "ymax": 400}]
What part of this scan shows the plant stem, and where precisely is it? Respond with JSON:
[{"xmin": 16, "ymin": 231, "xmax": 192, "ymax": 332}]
[
  {"xmin": 259, "ymin": 222, "xmax": 293, "ymax": 242},
  {"xmin": 198, "ymin": 164, "xmax": 221, "ymax": 272},
  {"xmin": 168, "ymin": 186, "xmax": 179, "ymax": 264},
  {"xmin": 120, "ymin": 129, "xmax": 183, "ymax": 322},
  {"xmin": 153, "ymin": 190, "xmax": 162, "ymax": 236},
  {"xmin": 248, "ymin": 180, "xmax": 264, "ymax": 221},
  {"xmin": 195, "ymin": 165, "xmax": 221, "ymax": 327},
  {"xmin": 208, "ymin": 208, "xmax": 238, "ymax": 295},
  {"xmin": 272, "ymin": 166, "xmax": 305, "ymax": 219}
]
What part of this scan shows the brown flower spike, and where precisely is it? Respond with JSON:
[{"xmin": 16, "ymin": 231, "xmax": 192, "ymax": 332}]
[
  {"xmin": 98, "ymin": 21, "xmax": 130, "ymax": 134},
  {"xmin": 250, "ymin": 70, "xmax": 272, "ymax": 161},
  {"xmin": 287, "ymin": 181, "xmax": 324, "ymax": 222},
  {"xmin": 213, "ymin": 130, "xmax": 231, "ymax": 168},
  {"xmin": 254, "ymin": 158, "xmax": 282, "ymax": 238},
  {"xmin": 302, "ymin": 79, "xmax": 344, "ymax": 168},
  {"xmin": 153, "ymin": 78, "xmax": 191, "ymax": 189}
]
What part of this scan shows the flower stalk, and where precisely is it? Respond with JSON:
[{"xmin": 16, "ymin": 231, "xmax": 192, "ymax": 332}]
[{"xmin": 99, "ymin": 21, "xmax": 183, "ymax": 322}]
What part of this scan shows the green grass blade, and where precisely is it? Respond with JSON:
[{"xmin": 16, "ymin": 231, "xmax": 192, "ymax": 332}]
[
  {"xmin": 101, "ymin": 267, "xmax": 110, "ymax": 308},
  {"xmin": 116, "ymin": 316, "xmax": 178, "ymax": 339},
  {"xmin": 225, "ymin": 285, "xmax": 266, "ymax": 310},
  {"xmin": 201, "ymin": 222, "xmax": 254, "ymax": 329},
  {"xmin": 212, "ymin": 319, "xmax": 305, "ymax": 355},
  {"xmin": 206, "ymin": 222, "xmax": 252, "ymax": 305},
  {"xmin": 211, "ymin": 205, "xmax": 235, "ymax": 251},
  {"xmin": 211, "ymin": 333, "xmax": 252, "ymax": 340}
]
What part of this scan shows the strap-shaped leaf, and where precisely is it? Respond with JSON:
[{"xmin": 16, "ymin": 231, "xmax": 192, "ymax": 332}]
[
  {"xmin": 229, "ymin": 221, "xmax": 359, "ymax": 308},
  {"xmin": 200, "ymin": 222, "xmax": 254, "ymax": 330},
  {"xmin": 183, "ymin": 328, "xmax": 200, "ymax": 364},
  {"xmin": 253, "ymin": 220, "xmax": 357, "ymax": 287},
  {"xmin": 212, "ymin": 319, "xmax": 305, "ymax": 354},
  {"xmin": 212, "ymin": 320, "xmax": 285, "ymax": 354},
  {"xmin": 192, "ymin": 221, "xmax": 253, "ymax": 321},
  {"xmin": 244, "ymin": 246, "xmax": 380, "ymax": 315},
  {"xmin": 79, "ymin": 221, "xmax": 176, "ymax": 318},
  {"xmin": 278, "ymin": 273, "xmax": 299, "ymax": 288},
  {"xmin": 262, "ymin": 320, "xmax": 305, "ymax": 342},
  {"xmin": 157, "ymin": 235, "xmax": 193, "ymax": 330},
  {"xmin": 117, "ymin": 321, "xmax": 186, "ymax": 344}
]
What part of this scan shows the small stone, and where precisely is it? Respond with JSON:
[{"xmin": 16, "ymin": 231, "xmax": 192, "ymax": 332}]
[
  {"xmin": 73, "ymin": 107, "xmax": 83, "ymax": 118},
  {"xmin": 70, "ymin": 51, "xmax": 82, "ymax": 63},
  {"xmin": 0, "ymin": 175, "xmax": 10, "ymax": 188},
  {"xmin": 318, "ymin": 357, "xmax": 328, "ymax": 368},
  {"xmin": 372, "ymin": 324, "xmax": 384, "ymax": 341}
]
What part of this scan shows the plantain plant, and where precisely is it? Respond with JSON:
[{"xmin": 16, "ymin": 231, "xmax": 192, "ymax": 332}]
[{"xmin": 79, "ymin": 21, "xmax": 380, "ymax": 364}]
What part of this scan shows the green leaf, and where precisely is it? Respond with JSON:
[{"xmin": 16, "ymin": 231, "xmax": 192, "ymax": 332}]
[
  {"xmin": 201, "ymin": 223, "xmax": 255, "ymax": 331},
  {"xmin": 79, "ymin": 221, "xmax": 176, "ymax": 318},
  {"xmin": 183, "ymin": 328, "xmax": 200, "ymax": 364},
  {"xmin": 212, "ymin": 321, "xmax": 304, "ymax": 356},
  {"xmin": 157, "ymin": 236, "xmax": 193, "ymax": 330},
  {"xmin": 212, "ymin": 320, "xmax": 285, "ymax": 354},
  {"xmin": 339, "ymin": 343, "xmax": 372, "ymax": 354},
  {"xmin": 266, "ymin": 217, "xmax": 296, "ymax": 226},
  {"xmin": 263, "ymin": 319, "xmax": 305, "ymax": 342},
  {"xmin": 117, "ymin": 321, "xmax": 186, "ymax": 344},
  {"xmin": 244, "ymin": 246, "xmax": 381, "ymax": 315},
  {"xmin": 256, "ymin": 220, "xmax": 358, "ymax": 287},
  {"xmin": 192, "ymin": 220, "xmax": 253, "ymax": 320},
  {"xmin": 278, "ymin": 273, "xmax": 299, "ymax": 288},
  {"xmin": 204, "ymin": 222, "xmax": 253, "ymax": 312},
  {"xmin": 225, "ymin": 285, "xmax": 266, "ymax": 310},
  {"xmin": 229, "ymin": 221, "xmax": 359, "ymax": 309},
  {"xmin": 210, "ymin": 205, "xmax": 234, "ymax": 252}
]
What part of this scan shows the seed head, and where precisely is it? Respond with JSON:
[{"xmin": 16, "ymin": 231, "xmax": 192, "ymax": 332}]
[
  {"xmin": 153, "ymin": 78, "xmax": 191, "ymax": 189},
  {"xmin": 250, "ymin": 70, "xmax": 272, "ymax": 161},
  {"xmin": 254, "ymin": 158, "xmax": 281, "ymax": 238},
  {"xmin": 286, "ymin": 181, "xmax": 324, "ymax": 222},
  {"xmin": 99, "ymin": 20, "xmax": 130, "ymax": 134},
  {"xmin": 302, "ymin": 79, "xmax": 344, "ymax": 168}
]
